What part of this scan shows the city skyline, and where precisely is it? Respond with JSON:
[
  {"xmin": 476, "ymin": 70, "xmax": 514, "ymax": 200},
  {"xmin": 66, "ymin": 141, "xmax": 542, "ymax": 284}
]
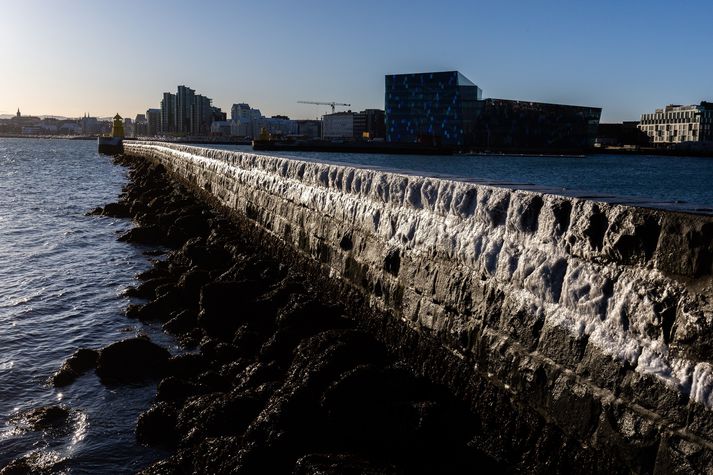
[{"xmin": 1, "ymin": 0, "xmax": 712, "ymax": 122}]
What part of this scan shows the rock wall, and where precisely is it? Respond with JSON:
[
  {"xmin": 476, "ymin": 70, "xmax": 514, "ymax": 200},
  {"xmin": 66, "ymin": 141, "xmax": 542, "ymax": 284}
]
[{"xmin": 125, "ymin": 141, "xmax": 713, "ymax": 472}]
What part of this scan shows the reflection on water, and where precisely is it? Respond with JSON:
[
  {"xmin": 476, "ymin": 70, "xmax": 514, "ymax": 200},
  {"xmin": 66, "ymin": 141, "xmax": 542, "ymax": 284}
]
[{"xmin": 0, "ymin": 138, "xmax": 172, "ymax": 473}]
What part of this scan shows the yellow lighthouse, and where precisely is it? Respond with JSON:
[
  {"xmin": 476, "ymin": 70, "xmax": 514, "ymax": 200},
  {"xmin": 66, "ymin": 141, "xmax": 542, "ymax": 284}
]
[
  {"xmin": 98, "ymin": 113, "xmax": 125, "ymax": 155},
  {"xmin": 111, "ymin": 114, "xmax": 125, "ymax": 138}
]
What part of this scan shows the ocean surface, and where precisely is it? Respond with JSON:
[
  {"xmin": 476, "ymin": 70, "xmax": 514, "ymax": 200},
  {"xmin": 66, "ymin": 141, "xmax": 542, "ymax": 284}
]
[
  {"xmin": 208, "ymin": 144, "xmax": 713, "ymax": 212},
  {"xmin": 1, "ymin": 138, "xmax": 712, "ymax": 473},
  {"xmin": 0, "ymin": 138, "xmax": 173, "ymax": 473}
]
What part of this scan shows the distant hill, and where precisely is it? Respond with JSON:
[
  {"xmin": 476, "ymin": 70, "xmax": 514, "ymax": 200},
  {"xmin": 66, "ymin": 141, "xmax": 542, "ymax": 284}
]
[{"xmin": 0, "ymin": 114, "xmax": 71, "ymax": 120}]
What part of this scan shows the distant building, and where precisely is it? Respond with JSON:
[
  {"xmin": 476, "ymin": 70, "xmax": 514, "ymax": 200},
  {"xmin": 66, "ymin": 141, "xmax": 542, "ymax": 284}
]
[
  {"xmin": 190, "ymin": 94, "xmax": 212, "ymax": 135},
  {"xmin": 135, "ymin": 114, "xmax": 148, "ymax": 136},
  {"xmin": 638, "ymin": 103, "xmax": 713, "ymax": 146},
  {"xmin": 161, "ymin": 93, "xmax": 176, "ymax": 133},
  {"xmin": 354, "ymin": 109, "xmax": 385, "ymax": 139},
  {"xmin": 210, "ymin": 120, "xmax": 233, "ymax": 136},
  {"xmin": 385, "ymin": 71, "xmax": 482, "ymax": 146},
  {"xmin": 323, "ymin": 112, "xmax": 355, "ymax": 139},
  {"xmin": 80, "ymin": 114, "xmax": 100, "ymax": 135},
  {"xmin": 385, "ymin": 70, "xmax": 601, "ymax": 150},
  {"xmin": 21, "ymin": 126, "xmax": 43, "ymax": 135},
  {"xmin": 297, "ymin": 120, "xmax": 322, "ymax": 139},
  {"xmin": 595, "ymin": 122, "xmax": 650, "ymax": 147},
  {"xmin": 146, "ymin": 109, "xmax": 161, "ymax": 136},
  {"xmin": 123, "ymin": 117, "xmax": 134, "ymax": 138},
  {"xmin": 229, "ymin": 103, "xmax": 264, "ymax": 138},
  {"xmin": 212, "ymin": 107, "xmax": 227, "ymax": 122},
  {"xmin": 471, "ymin": 99, "xmax": 602, "ymax": 151},
  {"xmin": 60, "ymin": 123, "xmax": 82, "ymax": 135},
  {"xmin": 176, "ymin": 85, "xmax": 195, "ymax": 134},
  {"xmin": 253, "ymin": 116, "xmax": 298, "ymax": 137}
]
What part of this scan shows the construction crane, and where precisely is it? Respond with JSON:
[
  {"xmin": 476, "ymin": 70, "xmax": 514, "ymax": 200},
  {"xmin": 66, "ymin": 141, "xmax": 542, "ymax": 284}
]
[{"xmin": 297, "ymin": 101, "xmax": 351, "ymax": 114}]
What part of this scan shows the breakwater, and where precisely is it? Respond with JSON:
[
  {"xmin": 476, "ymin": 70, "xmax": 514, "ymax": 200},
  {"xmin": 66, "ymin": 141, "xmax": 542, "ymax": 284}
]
[{"xmin": 124, "ymin": 141, "xmax": 713, "ymax": 472}]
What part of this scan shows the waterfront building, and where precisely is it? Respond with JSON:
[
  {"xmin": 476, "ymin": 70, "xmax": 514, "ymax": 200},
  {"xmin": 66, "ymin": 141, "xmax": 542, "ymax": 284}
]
[
  {"xmin": 323, "ymin": 112, "xmax": 355, "ymax": 139},
  {"xmin": 59, "ymin": 123, "xmax": 82, "ymax": 135},
  {"xmin": 385, "ymin": 71, "xmax": 482, "ymax": 146},
  {"xmin": 354, "ymin": 109, "xmax": 385, "ymax": 139},
  {"xmin": 471, "ymin": 99, "xmax": 602, "ymax": 151},
  {"xmin": 296, "ymin": 119, "xmax": 322, "ymax": 139},
  {"xmin": 176, "ymin": 85, "xmax": 195, "ymax": 134},
  {"xmin": 385, "ymin": 70, "xmax": 601, "ymax": 150},
  {"xmin": 80, "ymin": 114, "xmax": 100, "ymax": 135},
  {"xmin": 190, "ymin": 94, "xmax": 213, "ymax": 135},
  {"xmin": 134, "ymin": 114, "xmax": 148, "ymax": 137},
  {"xmin": 212, "ymin": 107, "xmax": 227, "ymax": 123},
  {"xmin": 229, "ymin": 103, "xmax": 264, "ymax": 138},
  {"xmin": 210, "ymin": 120, "xmax": 232, "ymax": 136},
  {"xmin": 160, "ymin": 93, "xmax": 176, "ymax": 133},
  {"xmin": 123, "ymin": 117, "xmax": 134, "ymax": 138},
  {"xmin": 252, "ymin": 116, "xmax": 298, "ymax": 137},
  {"xmin": 231, "ymin": 103, "xmax": 253, "ymax": 122},
  {"xmin": 146, "ymin": 109, "xmax": 161, "ymax": 136},
  {"xmin": 595, "ymin": 122, "xmax": 650, "ymax": 148},
  {"xmin": 638, "ymin": 103, "xmax": 713, "ymax": 145}
]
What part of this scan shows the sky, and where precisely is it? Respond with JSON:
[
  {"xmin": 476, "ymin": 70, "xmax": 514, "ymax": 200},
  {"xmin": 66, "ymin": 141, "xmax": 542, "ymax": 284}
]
[{"xmin": 1, "ymin": 0, "xmax": 712, "ymax": 122}]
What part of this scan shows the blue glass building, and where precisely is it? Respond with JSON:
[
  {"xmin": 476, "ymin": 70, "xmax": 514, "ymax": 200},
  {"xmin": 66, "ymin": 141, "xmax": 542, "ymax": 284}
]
[{"xmin": 385, "ymin": 71, "xmax": 482, "ymax": 146}]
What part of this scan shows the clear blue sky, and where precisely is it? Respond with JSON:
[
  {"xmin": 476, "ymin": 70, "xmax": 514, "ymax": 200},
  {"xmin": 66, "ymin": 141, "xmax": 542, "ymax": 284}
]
[{"xmin": 1, "ymin": 0, "xmax": 711, "ymax": 122}]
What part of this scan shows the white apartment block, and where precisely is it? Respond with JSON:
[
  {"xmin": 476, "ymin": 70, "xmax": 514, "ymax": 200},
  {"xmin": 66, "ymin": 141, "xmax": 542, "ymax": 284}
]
[
  {"xmin": 639, "ymin": 103, "xmax": 713, "ymax": 145},
  {"xmin": 323, "ymin": 112, "xmax": 355, "ymax": 139}
]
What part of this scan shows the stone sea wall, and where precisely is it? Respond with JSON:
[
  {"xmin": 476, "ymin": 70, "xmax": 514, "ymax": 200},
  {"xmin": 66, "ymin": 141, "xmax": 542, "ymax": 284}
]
[{"xmin": 125, "ymin": 141, "xmax": 713, "ymax": 472}]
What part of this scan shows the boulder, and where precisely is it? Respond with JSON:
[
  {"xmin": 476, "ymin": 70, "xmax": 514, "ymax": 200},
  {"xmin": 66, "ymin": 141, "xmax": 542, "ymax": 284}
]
[
  {"xmin": 95, "ymin": 337, "xmax": 170, "ymax": 383},
  {"xmin": 50, "ymin": 348, "xmax": 98, "ymax": 387},
  {"xmin": 136, "ymin": 402, "xmax": 178, "ymax": 447}
]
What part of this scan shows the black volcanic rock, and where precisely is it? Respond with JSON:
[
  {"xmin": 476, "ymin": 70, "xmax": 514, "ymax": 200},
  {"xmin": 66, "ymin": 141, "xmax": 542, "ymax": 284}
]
[
  {"xmin": 293, "ymin": 453, "xmax": 401, "ymax": 475},
  {"xmin": 118, "ymin": 225, "xmax": 164, "ymax": 245},
  {"xmin": 51, "ymin": 348, "xmax": 98, "ymax": 387},
  {"xmin": 95, "ymin": 337, "xmax": 170, "ymax": 383},
  {"xmin": 101, "ymin": 202, "xmax": 131, "ymax": 218},
  {"xmin": 136, "ymin": 401, "xmax": 178, "ymax": 447}
]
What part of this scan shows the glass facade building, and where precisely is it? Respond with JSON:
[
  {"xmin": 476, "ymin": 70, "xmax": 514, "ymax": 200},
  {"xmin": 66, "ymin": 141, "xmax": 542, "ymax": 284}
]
[
  {"xmin": 385, "ymin": 71, "xmax": 482, "ymax": 146},
  {"xmin": 472, "ymin": 99, "xmax": 602, "ymax": 151}
]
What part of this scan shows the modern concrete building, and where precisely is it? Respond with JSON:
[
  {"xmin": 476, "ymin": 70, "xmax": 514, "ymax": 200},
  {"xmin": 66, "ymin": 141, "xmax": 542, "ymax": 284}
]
[
  {"xmin": 354, "ymin": 109, "xmax": 385, "ymax": 139},
  {"xmin": 252, "ymin": 116, "xmax": 298, "ymax": 137},
  {"xmin": 323, "ymin": 112, "xmax": 355, "ymax": 139},
  {"xmin": 210, "ymin": 120, "xmax": 232, "ymax": 136},
  {"xmin": 134, "ymin": 114, "xmax": 148, "ymax": 137},
  {"xmin": 146, "ymin": 109, "xmax": 161, "ymax": 136},
  {"xmin": 190, "ymin": 94, "xmax": 213, "ymax": 135},
  {"xmin": 297, "ymin": 120, "xmax": 322, "ymax": 139},
  {"xmin": 160, "ymin": 92, "xmax": 176, "ymax": 133},
  {"xmin": 638, "ymin": 103, "xmax": 713, "ymax": 145},
  {"xmin": 230, "ymin": 103, "xmax": 264, "ymax": 138},
  {"xmin": 176, "ymin": 85, "xmax": 195, "ymax": 134}
]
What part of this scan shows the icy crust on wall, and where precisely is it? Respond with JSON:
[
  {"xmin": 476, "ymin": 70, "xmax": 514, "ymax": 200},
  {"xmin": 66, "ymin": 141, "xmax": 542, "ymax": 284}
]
[{"xmin": 124, "ymin": 143, "xmax": 713, "ymax": 416}]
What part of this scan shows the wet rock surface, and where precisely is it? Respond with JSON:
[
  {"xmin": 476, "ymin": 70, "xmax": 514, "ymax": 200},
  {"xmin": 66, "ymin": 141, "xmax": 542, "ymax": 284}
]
[{"xmin": 49, "ymin": 348, "xmax": 98, "ymax": 387}]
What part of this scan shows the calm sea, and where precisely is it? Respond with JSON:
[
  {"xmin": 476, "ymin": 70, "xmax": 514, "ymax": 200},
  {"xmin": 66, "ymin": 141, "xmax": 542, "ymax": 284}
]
[
  {"xmin": 0, "ymin": 138, "xmax": 172, "ymax": 473},
  {"xmin": 0, "ymin": 138, "xmax": 712, "ymax": 473}
]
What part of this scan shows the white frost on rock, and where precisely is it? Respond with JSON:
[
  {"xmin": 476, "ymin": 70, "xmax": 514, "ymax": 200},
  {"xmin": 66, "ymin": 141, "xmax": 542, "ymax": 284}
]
[{"xmin": 124, "ymin": 141, "xmax": 713, "ymax": 409}]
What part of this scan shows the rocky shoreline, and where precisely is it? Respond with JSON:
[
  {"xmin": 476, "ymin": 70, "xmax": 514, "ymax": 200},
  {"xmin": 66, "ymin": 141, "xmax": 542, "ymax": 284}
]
[{"xmin": 40, "ymin": 155, "xmax": 507, "ymax": 474}]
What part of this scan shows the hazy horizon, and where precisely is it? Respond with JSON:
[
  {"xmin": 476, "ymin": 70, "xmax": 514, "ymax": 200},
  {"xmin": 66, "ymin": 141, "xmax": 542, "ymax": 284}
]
[{"xmin": 2, "ymin": 0, "xmax": 711, "ymax": 122}]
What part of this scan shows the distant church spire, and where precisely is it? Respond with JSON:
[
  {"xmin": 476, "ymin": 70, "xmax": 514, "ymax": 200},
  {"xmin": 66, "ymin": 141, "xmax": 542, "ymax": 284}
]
[{"xmin": 16, "ymin": 108, "xmax": 20, "ymax": 118}]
